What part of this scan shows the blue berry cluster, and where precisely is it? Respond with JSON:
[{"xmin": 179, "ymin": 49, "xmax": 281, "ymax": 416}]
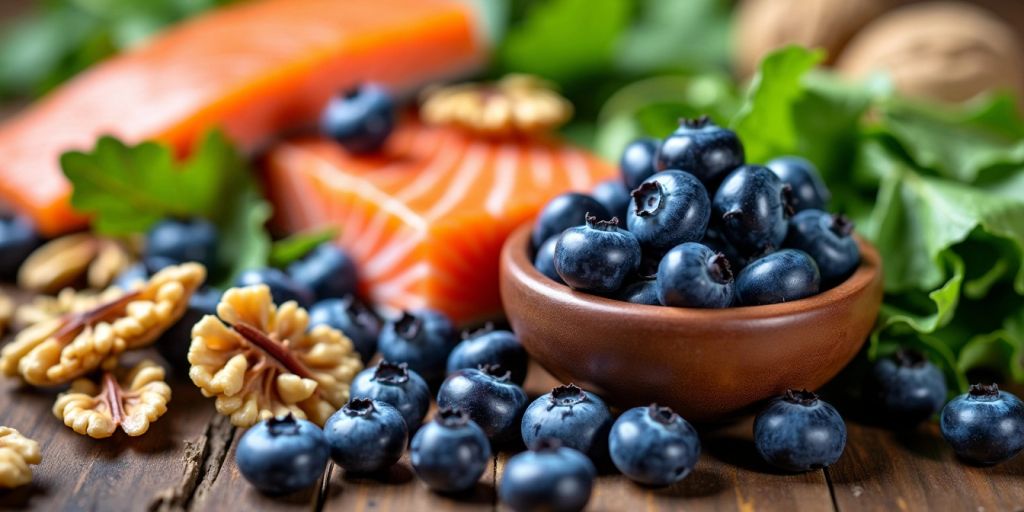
[{"xmin": 533, "ymin": 116, "xmax": 861, "ymax": 307}]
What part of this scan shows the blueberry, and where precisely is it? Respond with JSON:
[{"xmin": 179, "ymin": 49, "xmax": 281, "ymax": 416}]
[
  {"xmin": 112, "ymin": 262, "xmax": 150, "ymax": 290},
  {"xmin": 236, "ymin": 414, "xmax": 330, "ymax": 495},
  {"xmin": 447, "ymin": 326, "xmax": 529, "ymax": 385},
  {"xmin": 592, "ymin": 180, "xmax": 631, "ymax": 221},
  {"xmin": 437, "ymin": 366, "xmax": 528, "ymax": 444},
  {"xmin": 784, "ymin": 210, "xmax": 860, "ymax": 288},
  {"xmin": 533, "ymin": 235, "xmax": 564, "ymax": 285},
  {"xmin": 287, "ymin": 243, "xmax": 358, "ymax": 301},
  {"xmin": 554, "ymin": 216, "xmax": 641, "ymax": 294},
  {"xmin": 735, "ymin": 249, "xmax": 820, "ymax": 306},
  {"xmin": 521, "ymin": 384, "xmax": 612, "ymax": 460},
  {"xmin": 378, "ymin": 309, "xmax": 456, "ymax": 385},
  {"xmin": 324, "ymin": 398, "xmax": 408, "ymax": 474},
  {"xmin": 626, "ymin": 171, "xmax": 711, "ymax": 250},
  {"xmin": 767, "ymin": 156, "xmax": 830, "ymax": 212},
  {"xmin": 656, "ymin": 242, "xmax": 734, "ymax": 308},
  {"xmin": 712, "ymin": 165, "xmax": 791, "ymax": 257},
  {"xmin": 320, "ymin": 83, "xmax": 395, "ymax": 154},
  {"xmin": 157, "ymin": 286, "xmax": 221, "ymax": 370},
  {"xmin": 235, "ymin": 268, "xmax": 315, "ymax": 307},
  {"xmin": 609, "ymin": 404, "xmax": 701, "ymax": 486},
  {"xmin": 144, "ymin": 218, "xmax": 218, "ymax": 272},
  {"xmin": 754, "ymin": 390, "xmax": 846, "ymax": 472},
  {"xmin": 410, "ymin": 408, "xmax": 492, "ymax": 493},
  {"xmin": 499, "ymin": 439, "xmax": 596, "ymax": 512},
  {"xmin": 941, "ymin": 383, "xmax": 1024, "ymax": 465},
  {"xmin": 867, "ymin": 349, "xmax": 948, "ymax": 427},
  {"xmin": 701, "ymin": 222, "xmax": 750, "ymax": 270},
  {"xmin": 655, "ymin": 116, "xmax": 744, "ymax": 188},
  {"xmin": 0, "ymin": 213, "xmax": 39, "ymax": 279},
  {"xmin": 350, "ymin": 361, "xmax": 431, "ymax": 431},
  {"xmin": 531, "ymin": 192, "xmax": 610, "ymax": 249},
  {"xmin": 620, "ymin": 137, "xmax": 660, "ymax": 190},
  {"xmin": 615, "ymin": 279, "xmax": 660, "ymax": 306},
  {"xmin": 309, "ymin": 296, "xmax": 382, "ymax": 363}
]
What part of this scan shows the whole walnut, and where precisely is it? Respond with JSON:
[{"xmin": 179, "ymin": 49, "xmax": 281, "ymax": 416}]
[
  {"xmin": 836, "ymin": 2, "xmax": 1024, "ymax": 102},
  {"xmin": 734, "ymin": 0, "xmax": 895, "ymax": 76}
]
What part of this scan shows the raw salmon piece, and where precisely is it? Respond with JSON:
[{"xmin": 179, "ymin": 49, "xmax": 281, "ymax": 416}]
[
  {"xmin": 264, "ymin": 119, "xmax": 617, "ymax": 324},
  {"xmin": 0, "ymin": 0, "xmax": 484, "ymax": 236}
]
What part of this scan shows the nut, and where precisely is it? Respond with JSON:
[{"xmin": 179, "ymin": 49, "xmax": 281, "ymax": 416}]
[
  {"xmin": 53, "ymin": 359, "xmax": 171, "ymax": 438},
  {"xmin": 0, "ymin": 427, "xmax": 41, "ymax": 488},
  {"xmin": 0, "ymin": 263, "xmax": 206, "ymax": 386},
  {"xmin": 0, "ymin": 293, "xmax": 12, "ymax": 338},
  {"xmin": 13, "ymin": 287, "xmax": 123, "ymax": 330},
  {"xmin": 188, "ymin": 285, "xmax": 363, "ymax": 427},
  {"xmin": 733, "ymin": 0, "xmax": 894, "ymax": 77},
  {"xmin": 837, "ymin": 2, "xmax": 1024, "ymax": 102},
  {"xmin": 17, "ymin": 233, "xmax": 135, "ymax": 294},
  {"xmin": 421, "ymin": 74, "xmax": 573, "ymax": 136}
]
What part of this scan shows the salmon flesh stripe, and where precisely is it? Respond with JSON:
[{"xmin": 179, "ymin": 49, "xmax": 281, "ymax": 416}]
[
  {"xmin": 263, "ymin": 118, "xmax": 616, "ymax": 324},
  {"xmin": 0, "ymin": 0, "xmax": 484, "ymax": 235}
]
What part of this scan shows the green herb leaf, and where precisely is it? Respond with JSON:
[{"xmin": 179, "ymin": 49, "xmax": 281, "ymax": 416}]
[
  {"xmin": 60, "ymin": 130, "xmax": 272, "ymax": 285},
  {"xmin": 269, "ymin": 227, "xmax": 339, "ymax": 269},
  {"xmin": 614, "ymin": 0, "xmax": 731, "ymax": 75},
  {"xmin": 729, "ymin": 46, "xmax": 825, "ymax": 163}
]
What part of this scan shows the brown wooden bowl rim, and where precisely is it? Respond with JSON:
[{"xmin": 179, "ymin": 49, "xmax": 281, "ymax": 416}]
[{"xmin": 502, "ymin": 224, "xmax": 883, "ymax": 322}]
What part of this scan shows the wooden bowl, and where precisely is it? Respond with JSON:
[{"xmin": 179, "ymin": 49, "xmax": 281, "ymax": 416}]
[{"xmin": 499, "ymin": 225, "xmax": 884, "ymax": 422}]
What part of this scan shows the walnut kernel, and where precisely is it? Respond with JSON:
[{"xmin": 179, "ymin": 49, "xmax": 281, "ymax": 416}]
[
  {"xmin": 188, "ymin": 285, "xmax": 362, "ymax": 427},
  {"xmin": 421, "ymin": 74, "xmax": 573, "ymax": 136},
  {"xmin": 53, "ymin": 359, "xmax": 171, "ymax": 438},
  {"xmin": 0, "ymin": 427, "xmax": 41, "ymax": 488}
]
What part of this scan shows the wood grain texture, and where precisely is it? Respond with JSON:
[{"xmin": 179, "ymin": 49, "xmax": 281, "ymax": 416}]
[
  {"xmin": 828, "ymin": 422, "xmax": 1024, "ymax": 512},
  {"xmin": 0, "ymin": 353, "xmax": 219, "ymax": 511}
]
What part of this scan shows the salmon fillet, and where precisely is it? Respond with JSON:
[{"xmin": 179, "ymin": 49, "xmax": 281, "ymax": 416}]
[
  {"xmin": 0, "ymin": 0, "xmax": 483, "ymax": 235},
  {"xmin": 264, "ymin": 119, "xmax": 616, "ymax": 324}
]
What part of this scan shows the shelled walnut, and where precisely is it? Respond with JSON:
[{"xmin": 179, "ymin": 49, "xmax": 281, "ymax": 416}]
[
  {"xmin": 0, "ymin": 263, "xmax": 205, "ymax": 386},
  {"xmin": 17, "ymin": 233, "xmax": 135, "ymax": 294},
  {"xmin": 0, "ymin": 427, "xmax": 41, "ymax": 488},
  {"xmin": 53, "ymin": 359, "xmax": 171, "ymax": 438},
  {"xmin": 188, "ymin": 285, "xmax": 363, "ymax": 427},
  {"xmin": 421, "ymin": 74, "xmax": 573, "ymax": 136},
  {"xmin": 13, "ymin": 287, "xmax": 124, "ymax": 331}
]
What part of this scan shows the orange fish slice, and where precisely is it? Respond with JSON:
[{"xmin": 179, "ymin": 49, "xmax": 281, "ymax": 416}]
[
  {"xmin": 263, "ymin": 118, "xmax": 617, "ymax": 324},
  {"xmin": 0, "ymin": 0, "xmax": 484, "ymax": 235}
]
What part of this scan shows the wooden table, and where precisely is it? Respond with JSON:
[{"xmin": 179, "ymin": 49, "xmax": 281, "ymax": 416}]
[{"xmin": 4, "ymin": 343, "xmax": 1024, "ymax": 512}]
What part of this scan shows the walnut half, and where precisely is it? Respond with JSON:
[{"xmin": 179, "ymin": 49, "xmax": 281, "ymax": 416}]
[
  {"xmin": 0, "ymin": 263, "xmax": 205, "ymax": 386},
  {"xmin": 188, "ymin": 285, "xmax": 363, "ymax": 427},
  {"xmin": 0, "ymin": 427, "xmax": 41, "ymax": 488},
  {"xmin": 53, "ymin": 360, "xmax": 171, "ymax": 439}
]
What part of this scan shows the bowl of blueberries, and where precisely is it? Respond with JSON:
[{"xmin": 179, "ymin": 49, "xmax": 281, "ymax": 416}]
[{"xmin": 500, "ymin": 116, "xmax": 883, "ymax": 422}]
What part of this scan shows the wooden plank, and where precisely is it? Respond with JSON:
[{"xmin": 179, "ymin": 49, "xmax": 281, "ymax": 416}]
[
  {"xmin": 827, "ymin": 422, "xmax": 1024, "ymax": 512},
  {"xmin": 0, "ymin": 350, "xmax": 221, "ymax": 511}
]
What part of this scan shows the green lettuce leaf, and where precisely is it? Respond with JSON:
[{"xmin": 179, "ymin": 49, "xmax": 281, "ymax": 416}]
[
  {"xmin": 614, "ymin": 0, "xmax": 731, "ymax": 75},
  {"xmin": 729, "ymin": 46, "xmax": 824, "ymax": 163}
]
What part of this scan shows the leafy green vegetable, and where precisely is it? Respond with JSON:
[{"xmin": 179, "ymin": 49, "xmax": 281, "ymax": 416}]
[
  {"xmin": 0, "ymin": 0, "xmax": 233, "ymax": 98},
  {"xmin": 269, "ymin": 227, "xmax": 339, "ymax": 269},
  {"xmin": 728, "ymin": 47, "xmax": 824, "ymax": 163},
  {"xmin": 496, "ymin": 0, "xmax": 630, "ymax": 86},
  {"xmin": 60, "ymin": 130, "xmax": 271, "ymax": 286}
]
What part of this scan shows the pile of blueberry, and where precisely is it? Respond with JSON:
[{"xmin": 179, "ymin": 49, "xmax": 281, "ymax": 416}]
[{"xmin": 533, "ymin": 116, "xmax": 861, "ymax": 307}]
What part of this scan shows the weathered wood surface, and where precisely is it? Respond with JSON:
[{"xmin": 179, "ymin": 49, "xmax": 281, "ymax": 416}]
[{"xmin": 5, "ymin": 348, "xmax": 1024, "ymax": 512}]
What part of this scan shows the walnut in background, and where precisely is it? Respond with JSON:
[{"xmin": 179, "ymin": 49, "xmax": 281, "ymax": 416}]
[{"xmin": 836, "ymin": 2, "xmax": 1024, "ymax": 103}]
